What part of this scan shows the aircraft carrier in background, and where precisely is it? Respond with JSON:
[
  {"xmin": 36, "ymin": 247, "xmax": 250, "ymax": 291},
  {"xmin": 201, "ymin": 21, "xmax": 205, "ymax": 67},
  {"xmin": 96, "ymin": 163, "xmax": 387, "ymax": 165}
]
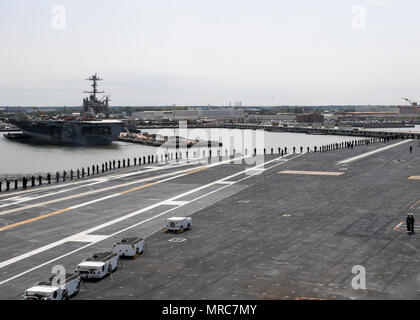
[{"xmin": 6, "ymin": 74, "xmax": 124, "ymax": 146}]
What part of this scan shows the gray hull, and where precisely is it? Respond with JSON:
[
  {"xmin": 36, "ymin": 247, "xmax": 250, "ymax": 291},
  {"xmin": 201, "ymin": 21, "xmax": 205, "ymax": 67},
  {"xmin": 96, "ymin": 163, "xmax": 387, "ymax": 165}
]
[{"xmin": 9, "ymin": 119, "xmax": 124, "ymax": 146}]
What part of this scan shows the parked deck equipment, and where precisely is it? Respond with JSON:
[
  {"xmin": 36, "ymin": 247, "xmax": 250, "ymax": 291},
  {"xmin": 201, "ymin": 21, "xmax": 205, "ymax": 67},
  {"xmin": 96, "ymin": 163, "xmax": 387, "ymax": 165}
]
[
  {"xmin": 112, "ymin": 237, "xmax": 145, "ymax": 258},
  {"xmin": 75, "ymin": 252, "xmax": 119, "ymax": 280},
  {"xmin": 164, "ymin": 217, "xmax": 192, "ymax": 233},
  {"xmin": 23, "ymin": 273, "xmax": 81, "ymax": 300}
]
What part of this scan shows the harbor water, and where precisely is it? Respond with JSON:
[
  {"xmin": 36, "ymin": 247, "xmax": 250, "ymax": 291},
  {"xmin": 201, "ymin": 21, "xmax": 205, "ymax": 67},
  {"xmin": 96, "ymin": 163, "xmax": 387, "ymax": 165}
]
[{"xmin": 0, "ymin": 129, "xmax": 365, "ymax": 176}]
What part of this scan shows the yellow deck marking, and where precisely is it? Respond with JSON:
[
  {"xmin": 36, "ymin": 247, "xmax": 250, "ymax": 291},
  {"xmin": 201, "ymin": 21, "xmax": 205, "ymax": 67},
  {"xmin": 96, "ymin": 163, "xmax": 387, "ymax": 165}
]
[
  {"xmin": 409, "ymin": 176, "xmax": 420, "ymax": 180},
  {"xmin": 118, "ymin": 182, "xmax": 158, "ymax": 195},
  {"xmin": 410, "ymin": 200, "xmax": 420, "ymax": 209},
  {"xmin": 0, "ymin": 166, "xmax": 210, "ymax": 231},
  {"xmin": 183, "ymin": 166, "xmax": 209, "ymax": 175},
  {"xmin": 394, "ymin": 220, "xmax": 420, "ymax": 232},
  {"xmin": 0, "ymin": 165, "xmax": 209, "ymax": 217},
  {"xmin": 278, "ymin": 170, "xmax": 344, "ymax": 176},
  {"xmin": 393, "ymin": 221, "xmax": 403, "ymax": 231},
  {"xmin": 0, "ymin": 208, "xmax": 71, "ymax": 231}
]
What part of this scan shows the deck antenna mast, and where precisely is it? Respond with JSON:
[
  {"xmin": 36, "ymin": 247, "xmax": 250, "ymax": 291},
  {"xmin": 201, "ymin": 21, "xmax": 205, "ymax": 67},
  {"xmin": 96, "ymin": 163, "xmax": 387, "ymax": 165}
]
[
  {"xmin": 84, "ymin": 73, "xmax": 104, "ymax": 100},
  {"xmin": 82, "ymin": 73, "xmax": 109, "ymax": 117}
]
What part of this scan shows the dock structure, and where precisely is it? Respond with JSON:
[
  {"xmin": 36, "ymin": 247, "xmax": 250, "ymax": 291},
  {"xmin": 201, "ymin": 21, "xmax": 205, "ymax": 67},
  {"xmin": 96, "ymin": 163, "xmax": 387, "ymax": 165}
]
[
  {"xmin": 221, "ymin": 123, "xmax": 420, "ymax": 139},
  {"xmin": 0, "ymin": 139, "xmax": 419, "ymax": 299},
  {"xmin": 136, "ymin": 123, "xmax": 420, "ymax": 139}
]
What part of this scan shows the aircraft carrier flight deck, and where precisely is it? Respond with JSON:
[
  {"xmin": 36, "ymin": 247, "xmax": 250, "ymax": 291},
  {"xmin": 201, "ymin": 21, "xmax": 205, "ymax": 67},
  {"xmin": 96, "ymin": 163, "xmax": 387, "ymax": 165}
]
[{"xmin": 0, "ymin": 139, "xmax": 419, "ymax": 300}]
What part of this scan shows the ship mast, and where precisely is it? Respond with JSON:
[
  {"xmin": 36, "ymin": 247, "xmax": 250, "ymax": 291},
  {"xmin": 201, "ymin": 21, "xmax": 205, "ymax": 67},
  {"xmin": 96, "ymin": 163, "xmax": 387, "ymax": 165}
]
[
  {"xmin": 84, "ymin": 73, "xmax": 104, "ymax": 100},
  {"xmin": 81, "ymin": 73, "xmax": 109, "ymax": 118}
]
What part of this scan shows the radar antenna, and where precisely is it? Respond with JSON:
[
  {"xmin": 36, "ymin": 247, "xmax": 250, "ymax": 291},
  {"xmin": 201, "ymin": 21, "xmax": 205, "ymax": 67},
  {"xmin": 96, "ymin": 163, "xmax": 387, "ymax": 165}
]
[
  {"xmin": 84, "ymin": 73, "xmax": 104, "ymax": 101},
  {"xmin": 81, "ymin": 73, "xmax": 110, "ymax": 117}
]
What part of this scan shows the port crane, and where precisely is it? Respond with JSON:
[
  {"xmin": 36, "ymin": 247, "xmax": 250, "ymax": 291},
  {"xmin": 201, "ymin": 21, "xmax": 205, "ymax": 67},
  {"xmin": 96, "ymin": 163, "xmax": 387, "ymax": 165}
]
[{"xmin": 401, "ymin": 97, "xmax": 418, "ymax": 106}]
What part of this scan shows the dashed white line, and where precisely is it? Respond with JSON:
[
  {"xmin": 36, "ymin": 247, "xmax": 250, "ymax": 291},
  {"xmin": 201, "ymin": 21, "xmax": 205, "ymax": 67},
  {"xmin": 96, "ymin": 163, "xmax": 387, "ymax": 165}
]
[{"xmin": 0, "ymin": 154, "xmax": 299, "ymax": 285}]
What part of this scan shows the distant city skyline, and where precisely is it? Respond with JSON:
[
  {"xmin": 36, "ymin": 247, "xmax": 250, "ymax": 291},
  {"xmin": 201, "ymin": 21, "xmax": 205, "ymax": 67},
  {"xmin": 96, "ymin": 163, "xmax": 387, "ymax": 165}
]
[{"xmin": 1, "ymin": 0, "xmax": 419, "ymax": 106}]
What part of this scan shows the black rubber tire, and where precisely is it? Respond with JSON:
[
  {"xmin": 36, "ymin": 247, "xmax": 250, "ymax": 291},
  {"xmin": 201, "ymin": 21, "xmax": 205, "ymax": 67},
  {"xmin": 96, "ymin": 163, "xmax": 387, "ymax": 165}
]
[
  {"xmin": 62, "ymin": 290, "xmax": 68, "ymax": 300},
  {"xmin": 75, "ymin": 282, "xmax": 80, "ymax": 294},
  {"xmin": 108, "ymin": 265, "xmax": 112, "ymax": 274}
]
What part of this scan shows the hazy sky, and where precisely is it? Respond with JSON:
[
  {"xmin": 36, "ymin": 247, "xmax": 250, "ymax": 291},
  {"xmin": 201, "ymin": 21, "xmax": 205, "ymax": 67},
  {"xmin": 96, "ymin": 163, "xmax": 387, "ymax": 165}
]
[{"xmin": 0, "ymin": 0, "xmax": 419, "ymax": 106}]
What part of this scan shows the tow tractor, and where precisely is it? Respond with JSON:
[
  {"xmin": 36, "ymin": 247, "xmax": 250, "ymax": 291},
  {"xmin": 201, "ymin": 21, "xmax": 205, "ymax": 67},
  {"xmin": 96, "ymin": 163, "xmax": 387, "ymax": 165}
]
[
  {"xmin": 164, "ymin": 217, "xmax": 192, "ymax": 233},
  {"xmin": 75, "ymin": 252, "xmax": 119, "ymax": 279},
  {"xmin": 112, "ymin": 237, "xmax": 145, "ymax": 258},
  {"xmin": 23, "ymin": 273, "xmax": 81, "ymax": 300}
]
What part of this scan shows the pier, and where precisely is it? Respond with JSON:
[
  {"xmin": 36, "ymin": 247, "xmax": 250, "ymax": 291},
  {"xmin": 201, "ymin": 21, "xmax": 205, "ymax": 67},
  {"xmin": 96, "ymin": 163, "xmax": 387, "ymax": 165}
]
[
  {"xmin": 137, "ymin": 123, "xmax": 420, "ymax": 139},
  {"xmin": 220, "ymin": 123, "xmax": 420, "ymax": 139}
]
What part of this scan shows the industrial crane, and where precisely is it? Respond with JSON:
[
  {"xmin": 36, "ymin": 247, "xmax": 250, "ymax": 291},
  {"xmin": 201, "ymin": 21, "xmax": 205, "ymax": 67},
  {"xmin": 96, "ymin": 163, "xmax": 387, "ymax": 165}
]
[{"xmin": 401, "ymin": 97, "xmax": 418, "ymax": 106}]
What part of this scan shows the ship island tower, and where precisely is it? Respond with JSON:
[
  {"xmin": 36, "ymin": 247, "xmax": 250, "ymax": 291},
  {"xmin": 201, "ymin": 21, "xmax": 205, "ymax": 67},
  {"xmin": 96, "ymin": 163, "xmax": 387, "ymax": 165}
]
[{"xmin": 81, "ymin": 73, "xmax": 110, "ymax": 118}]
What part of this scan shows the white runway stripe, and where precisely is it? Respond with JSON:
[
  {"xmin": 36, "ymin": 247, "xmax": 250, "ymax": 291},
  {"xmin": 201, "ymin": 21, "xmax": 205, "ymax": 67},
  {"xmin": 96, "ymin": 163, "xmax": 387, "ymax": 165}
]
[
  {"xmin": 0, "ymin": 154, "xmax": 300, "ymax": 285},
  {"xmin": 337, "ymin": 140, "xmax": 412, "ymax": 165}
]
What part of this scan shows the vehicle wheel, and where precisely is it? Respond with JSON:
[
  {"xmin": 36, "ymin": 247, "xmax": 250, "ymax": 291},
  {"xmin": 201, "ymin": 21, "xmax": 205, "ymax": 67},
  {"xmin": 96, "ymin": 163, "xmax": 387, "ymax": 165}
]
[
  {"xmin": 61, "ymin": 290, "xmax": 69, "ymax": 300},
  {"xmin": 108, "ymin": 265, "xmax": 112, "ymax": 274},
  {"xmin": 187, "ymin": 224, "xmax": 191, "ymax": 230},
  {"xmin": 75, "ymin": 282, "xmax": 80, "ymax": 294},
  {"xmin": 136, "ymin": 247, "xmax": 140, "ymax": 254},
  {"xmin": 180, "ymin": 226, "xmax": 184, "ymax": 233}
]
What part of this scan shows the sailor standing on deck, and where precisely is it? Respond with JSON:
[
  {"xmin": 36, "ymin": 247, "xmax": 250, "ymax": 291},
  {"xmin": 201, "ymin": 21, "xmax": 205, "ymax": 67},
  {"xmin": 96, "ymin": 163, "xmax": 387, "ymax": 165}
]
[
  {"xmin": 406, "ymin": 214, "xmax": 412, "ymax": 233},
  {"xmin": 410, "ymin": 213, "xmax": 415, "ymax": 234},
  {"xmin": 406, "ymin": 213, "xmax": 415, "ymax": 234}
]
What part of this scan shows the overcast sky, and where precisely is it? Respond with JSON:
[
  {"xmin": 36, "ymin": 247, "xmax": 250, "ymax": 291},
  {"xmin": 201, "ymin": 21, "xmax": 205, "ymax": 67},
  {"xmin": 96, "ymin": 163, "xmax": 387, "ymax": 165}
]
[{"xmin": 0, "ymin": 0, "xmax": 419, "ymax": 106}]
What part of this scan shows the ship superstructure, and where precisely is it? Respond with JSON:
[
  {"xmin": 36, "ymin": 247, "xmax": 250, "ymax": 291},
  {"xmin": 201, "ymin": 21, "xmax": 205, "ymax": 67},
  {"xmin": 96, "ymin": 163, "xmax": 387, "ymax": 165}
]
[{"xmin": 82, "ymin": 73, "xmax": 110, "ymax": 117}]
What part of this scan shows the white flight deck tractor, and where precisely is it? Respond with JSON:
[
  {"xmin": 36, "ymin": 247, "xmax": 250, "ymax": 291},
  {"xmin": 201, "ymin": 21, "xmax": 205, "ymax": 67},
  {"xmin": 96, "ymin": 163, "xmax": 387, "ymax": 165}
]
[
  {"xmin": 75, "ymin": 252, "xmax": 119, "ymax": 279},
  {"xmin": 23, "ymin": 273, "xmax": 81, "ymax": 300},
  {"xmin": 112, "ymin": 237, "xmax": 145, "ymax": 258},
  {"xmin": 165, "ymin": 217, "xmax": 192, "ymax": 233}
]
